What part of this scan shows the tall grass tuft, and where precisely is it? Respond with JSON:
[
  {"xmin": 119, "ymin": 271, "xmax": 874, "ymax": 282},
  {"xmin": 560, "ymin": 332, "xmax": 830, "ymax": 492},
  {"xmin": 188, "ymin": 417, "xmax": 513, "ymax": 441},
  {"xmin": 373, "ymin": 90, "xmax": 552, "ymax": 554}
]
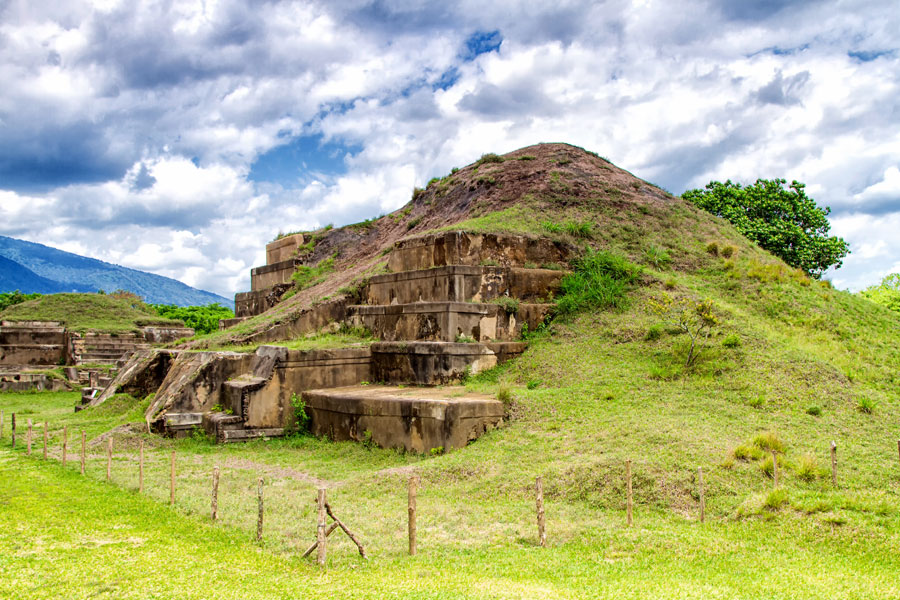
[{"xmin": 555, "ymin": 250, "xmax": 641, "ymax": 316}]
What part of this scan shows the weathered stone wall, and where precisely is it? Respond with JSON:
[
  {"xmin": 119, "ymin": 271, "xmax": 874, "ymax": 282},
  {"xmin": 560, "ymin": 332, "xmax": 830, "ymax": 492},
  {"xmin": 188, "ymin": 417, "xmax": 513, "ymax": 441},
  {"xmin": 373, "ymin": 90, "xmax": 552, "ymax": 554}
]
[
  {"xmin": 251, "ymin": 258, "xmax": 297, "ymax": 291},
  {"xmin": 0, "ymin": 321, "xmax": 66, "ymax": 365},
  {"xmin": 387, "ymin": 231, "xmax": 573, "ymax": 272},
  {"xmin": 266, "ymin": 233, "xmax": 305, "ymax": 264},
  {"xmin": 370, "ymin": 341, "xmax": 526, "ymax": 385}
]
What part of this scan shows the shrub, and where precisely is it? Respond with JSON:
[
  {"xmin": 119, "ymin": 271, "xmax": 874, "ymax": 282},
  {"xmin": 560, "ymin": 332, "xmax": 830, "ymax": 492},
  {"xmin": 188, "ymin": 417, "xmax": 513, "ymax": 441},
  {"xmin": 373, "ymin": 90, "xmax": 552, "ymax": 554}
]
[
  {"xmin": 722, "ymin": 334, "xmax": 741, "ymax": 348},
  {"xmin": 492, "ymin": 296, "xmax": 519, "ymax": 315},
  {"xmin": 644, "ymin": 245, "xmax": 672, "ymax": 269},
  {"xmin": 647, "ymin": 294, "xmax": 718, "ymax": 367},
  {"xmin": 721, "ymin": 245, "xmax": 736, "ymax": 258},
  {"xmin": 753, "ymin": 431, "xmax": 785, "ymax": 453},
  {"xmin": 733, "ymin": 444, "xmax": 763, "ymax": 461},
  {"xmin": 664, "ymin": 278, "xmax": 676, "ymax": 290},
  {"xmin": 476, "ymin": 153, "xmax": 504, "ymax": 165},
  {"xmin": 763, "ymin": 488, "xmax": 788, "ymax": 510},
  {"xmin": 806, "ymin": 405, "xmax": 822, "ymax": 416},
  {"xmin": 795, "ymin": 453, "xmax": 820, "ymax": 482},
  {"xmin": 644, "ymin": 324, "xmax": 664, "ymax": 341},
  {"xmin": 556, "ymin": 250, "xmax": 642, "ymax": 316},
  {"xmin": 497, "ymin": 385, "xmax": 513, "ymax": 405},
  {"xmin": 706, "ymin": 241, "xmax": 719, "ymax": 256},
  {"xmin": 564, "ymin": 220, "xmax": 594, "ymax": 238},
  {"xmin": 857, "ymin": 397, "xmax": 876, "ymax": 414},
  {"xmin": 290, "ymin": 393, "xmax": 310, "ymax": 434}
]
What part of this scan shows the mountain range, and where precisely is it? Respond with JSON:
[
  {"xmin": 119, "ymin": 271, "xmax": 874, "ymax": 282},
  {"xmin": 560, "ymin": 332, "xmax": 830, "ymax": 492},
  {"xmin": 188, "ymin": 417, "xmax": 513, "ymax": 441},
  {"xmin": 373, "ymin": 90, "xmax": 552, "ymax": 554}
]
[{"xmin": 0, "ymin": 235, "xmax": 231, "ymax": 307}]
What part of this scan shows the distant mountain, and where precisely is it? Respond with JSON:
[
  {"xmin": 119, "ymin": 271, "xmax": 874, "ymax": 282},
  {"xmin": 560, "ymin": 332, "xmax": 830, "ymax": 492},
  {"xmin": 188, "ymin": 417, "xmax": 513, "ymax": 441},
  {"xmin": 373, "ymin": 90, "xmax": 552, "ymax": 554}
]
[{"xmin": 0, "ymin": 235, "xmax": 231, "ymax": 307}]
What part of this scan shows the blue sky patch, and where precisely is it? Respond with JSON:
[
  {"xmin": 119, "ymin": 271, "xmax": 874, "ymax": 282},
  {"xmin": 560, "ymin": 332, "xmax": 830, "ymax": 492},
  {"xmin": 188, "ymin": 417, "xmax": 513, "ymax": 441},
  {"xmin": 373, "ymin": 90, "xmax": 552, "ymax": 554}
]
[
  {"xmin": 248, "ymin": 134, "xmax": 362, "ymax": 186},
  {"xmin": 461, "ymin": 30, "xmax": 502, "ymax": 61},
  {"xmin": 848, "ymin": 49, "xmax": 895, "ymax": 62}
]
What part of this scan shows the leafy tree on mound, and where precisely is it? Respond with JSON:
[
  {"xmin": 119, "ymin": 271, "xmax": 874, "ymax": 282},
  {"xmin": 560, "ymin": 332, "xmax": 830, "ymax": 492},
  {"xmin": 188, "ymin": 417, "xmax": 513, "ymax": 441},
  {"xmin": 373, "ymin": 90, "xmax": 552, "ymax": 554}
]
[
  {"xmin": 683, "ymin": 178, "xmax": 850, "ymax": 278},
  {"xmin": 859, "ymin": 273, "xmax": 900, "ymax": 314}
]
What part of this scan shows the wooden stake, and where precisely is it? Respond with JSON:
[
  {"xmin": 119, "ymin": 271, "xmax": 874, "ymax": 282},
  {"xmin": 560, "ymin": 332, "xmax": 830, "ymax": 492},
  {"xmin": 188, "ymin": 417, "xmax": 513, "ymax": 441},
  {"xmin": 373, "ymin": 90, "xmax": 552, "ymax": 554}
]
[
  {"xmin": 535, "ymin": 476, "xmax": 546, "ymax": 547},
  {"xmin": 316, "ymin": 488, "xmax": 327, "ymax": 566},
  {"xmin": 698, "ymin": 467, "xmax": 705, "ymax": 523},
  {"xmin": 302, "ymin": 523, "xmax": 338, "ymax": 558},
  {"xmin": 256, "ymin": 477, "xmax": 264, "ymax": 541},
  {"xmin": 831, "ymin": 441, "xmax": 837, "ymax": 487},
  {"xmin": 772, "ymin": 451, "xmax": 779, "ymax": 488},
  {"xmin": 62, "ymin": 426, "xmax": 67, "ymax": 466},
  {"xmin": 26, "ymin": 419, "xmax": 32, "ymax": 455},
  {"xmin": 408, "ymin": 476, "xmax": 418, "ymax": 555},
  {"xmin": 11, "ymin": 413, "xmax": 15, "ymax": 448},
  {"xmin": 211, "ymin": 466, "xmax": 220, "ymax": 521},
  {"xmin": 43, "ymin": 422, "xmax": 48, "ymax": 459},
  {"xmin": 626, "ymin": 460, "xmax": 633, "ymax": 527},
  {"xmin": 138, "ymin": 440, "xmax": 144, "ymax": 493},
  {"xmin": 169, "ymin": 450, "xmax": 176, "ymax": 506},
  {"xmin": 80, "ymin": 431, "xmax": 86, "ymax": 475},
  {"xmin": 106, "ymin": 437, "xmax": 113, "ymax": 482}
]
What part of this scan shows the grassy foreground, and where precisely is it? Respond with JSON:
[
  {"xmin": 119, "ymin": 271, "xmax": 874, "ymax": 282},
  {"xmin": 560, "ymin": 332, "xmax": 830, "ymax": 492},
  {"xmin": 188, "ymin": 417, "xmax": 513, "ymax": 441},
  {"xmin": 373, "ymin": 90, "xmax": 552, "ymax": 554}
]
[{"xmin": 2, "ymin": 391, "xmax": 900, "ymax": 599}]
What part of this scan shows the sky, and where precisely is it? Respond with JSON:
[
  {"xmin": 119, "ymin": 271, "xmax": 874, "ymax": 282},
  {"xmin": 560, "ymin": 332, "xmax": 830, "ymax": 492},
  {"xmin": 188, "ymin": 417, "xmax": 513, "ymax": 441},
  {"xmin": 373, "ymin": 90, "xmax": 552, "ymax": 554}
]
[{"xmin": 0, "ymin": 0, "xmax": 898, "ymax": 299}]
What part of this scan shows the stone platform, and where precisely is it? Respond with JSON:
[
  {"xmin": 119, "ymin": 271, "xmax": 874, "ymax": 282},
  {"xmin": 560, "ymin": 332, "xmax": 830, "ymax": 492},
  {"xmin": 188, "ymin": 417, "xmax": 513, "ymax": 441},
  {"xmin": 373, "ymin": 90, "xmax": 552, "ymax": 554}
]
[{"xmin": 303, "ymin": 385, "xmax": 504, "ymax": 453}]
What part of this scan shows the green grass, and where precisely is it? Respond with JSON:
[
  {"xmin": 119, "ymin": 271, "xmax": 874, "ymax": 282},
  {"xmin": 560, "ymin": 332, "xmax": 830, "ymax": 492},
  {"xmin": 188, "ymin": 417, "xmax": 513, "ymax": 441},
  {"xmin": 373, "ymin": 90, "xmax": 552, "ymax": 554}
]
[{"xmin": 0, "ymin": 293, "xmax": 182, "ymax": 333}]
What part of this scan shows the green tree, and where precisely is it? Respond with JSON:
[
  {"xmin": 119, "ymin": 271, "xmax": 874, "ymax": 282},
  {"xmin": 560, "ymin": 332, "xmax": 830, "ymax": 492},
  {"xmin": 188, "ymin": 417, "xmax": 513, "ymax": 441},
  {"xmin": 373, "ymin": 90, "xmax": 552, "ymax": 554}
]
[
  {"xmin": 149, "ymin": 303, "xmax": 234, "ymax": 335},
  {"xmin": 858, "ymin": 273, "xmax": 900, "ymax": 314},
  {"xmin": 0, "ymin": 290, "xmax": 42, "ymax": 312},
  {"xmin": 683, "ymin": 179, "xmax": 850, "ymax": 278}
]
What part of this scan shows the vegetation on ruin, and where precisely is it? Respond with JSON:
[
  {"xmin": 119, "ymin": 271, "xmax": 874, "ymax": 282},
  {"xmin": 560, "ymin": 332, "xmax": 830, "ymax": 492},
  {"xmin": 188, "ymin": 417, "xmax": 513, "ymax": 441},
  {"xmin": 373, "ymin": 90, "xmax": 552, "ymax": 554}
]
[
  {"xmin": 0, "ymin": 292, "xmax": 184, "ymax": 333},
  {"xmin": 4, "ymin": 144, "xmax": 900, "ymax": 597},
  {"xmin": 148, "ymin": 303, "xmax": 234, "ymax": 335}
]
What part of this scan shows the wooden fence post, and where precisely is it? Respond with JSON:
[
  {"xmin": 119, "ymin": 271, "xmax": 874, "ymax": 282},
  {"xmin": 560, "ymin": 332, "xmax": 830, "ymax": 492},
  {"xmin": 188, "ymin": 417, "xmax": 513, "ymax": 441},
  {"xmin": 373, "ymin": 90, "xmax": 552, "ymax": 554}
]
[
  {"xmin": 772, "ymin": 451, "xmax": 779, "ymax": 488},
  {"xmin": 626, "ymin": 460, "xmax": 633, "ymax": 527},
  {"xmin": 698, "ymin": 467, "xmax": 705, "ymax": 523},
  {"xmin": 169, "ymin": 450, "xmax": 176, "ymax": 506},
  {"xmin": 26, "ymin": 419, "xmax": 32, "ymax": 455},
  {"xmin": 535, "ymin": 476, "xmax": 546, "ymax": 547},
  {"xmin": 80, "ymin": 431, "xmax": 86, "ymax": 475},
  {"xmin": 139, "ymin": 440, "xmax": 144, "ymax": 493},
  {"xmin": 211, "ymin": 466, "xmax": 220, "ymax": 521},
  {"xmin": 43, "ymin": 422, "xmax": 48, "ymax": 459},
  {"xmin": 62, "ymin": 426, "xmax": 67, "ymax": 466},
  {"xmin": 256, "ymin": 478, "xmax": 264, "ymax": 542},
  {"xmin": 830, "ymin": 441, "xmax": 837, "ymax": 487},
  {"xmin": 408, "ymin": 476, "xmax": 418, "ymax": 555},
  {"xmin": 316, "ymin": 488, "xmax": 327, "ymax": 566},
  {"xmin": 11, "ymin": 413, "xmax": 15, "ymax": 448},
  {"xmin": 106, "ymin": 437, "xmax": 113, "ymax": 482}
]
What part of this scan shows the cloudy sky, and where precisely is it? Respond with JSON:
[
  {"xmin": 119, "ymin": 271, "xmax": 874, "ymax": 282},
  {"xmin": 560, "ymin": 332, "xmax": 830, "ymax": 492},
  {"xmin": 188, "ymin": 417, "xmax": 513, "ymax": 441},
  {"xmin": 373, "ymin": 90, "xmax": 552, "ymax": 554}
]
[{"xmin": 0, "ymin": 0, "xmax": 898, "ymax": 299}]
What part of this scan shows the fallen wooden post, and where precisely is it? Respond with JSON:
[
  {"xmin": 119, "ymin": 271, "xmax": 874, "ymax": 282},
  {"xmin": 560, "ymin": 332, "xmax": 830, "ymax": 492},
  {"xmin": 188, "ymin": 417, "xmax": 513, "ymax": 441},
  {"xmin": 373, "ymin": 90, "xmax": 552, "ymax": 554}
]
[
  {"xmin": 535, "ymin": 476, "xmax": 546, "ymax": 547},
  {"xmin": 325, "ymin": 502, "xmax": 367, "ymax": 559}
]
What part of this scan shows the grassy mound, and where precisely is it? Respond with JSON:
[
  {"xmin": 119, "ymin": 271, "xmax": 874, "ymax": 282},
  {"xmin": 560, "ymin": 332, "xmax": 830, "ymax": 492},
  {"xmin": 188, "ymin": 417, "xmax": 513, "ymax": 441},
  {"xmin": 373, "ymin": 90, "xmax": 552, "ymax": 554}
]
[{"xmin": 0, "ymin": 293, "xmax": 183, "ymax": 333}]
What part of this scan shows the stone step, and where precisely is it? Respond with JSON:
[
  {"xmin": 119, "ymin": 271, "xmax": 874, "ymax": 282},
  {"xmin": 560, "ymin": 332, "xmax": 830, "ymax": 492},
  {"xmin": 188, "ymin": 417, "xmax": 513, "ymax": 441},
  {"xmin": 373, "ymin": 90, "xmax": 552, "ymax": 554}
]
[
  {"xmin": 221, "ymin": 427, "xmax": 284, "ymax": 443},
  {"xmin": 371, "ymin": 341, "xmax": 526, "ymax": 385},
  {"xmin": 365, "ymin": 265, "xmax": 565, "ymax": 306},
  {"xmin": 349, "ymin": 301, "xmax": 551, "ymax": 342},
  {"xmin": 303, "ymin": 385, "xmax": 504, "ymax": 453}
]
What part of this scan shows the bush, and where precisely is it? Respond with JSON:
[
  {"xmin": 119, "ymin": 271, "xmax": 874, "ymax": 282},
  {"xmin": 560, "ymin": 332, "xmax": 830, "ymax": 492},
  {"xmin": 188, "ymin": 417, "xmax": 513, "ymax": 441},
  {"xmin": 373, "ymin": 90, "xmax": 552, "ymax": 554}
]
[
  {"xmin": 722, "ymin": 334, "xmax": 741, "ymax": 348},
  {"xmin": 289, "ymin": 393, "xmax": 310, "ymax": 434},
  {"xmin": 150, "ymin": 303, "xmax": 235, "ymax": 335},
  {"xmin": 647, "ymin": 294, "xmax": 718, "ymax": 367},
  {"xmin": 476, "ymin": 153, "xmax": 505, "ymax": 165},
  {"xmin": 857, "ymin": 397, "xmax": 876, "ymax": 414},
  {"xmin": 806, "ymin": 405, "xmax": 822, "ymax": 416},
  {"xmin": 556, "ymin": 250, "xmax": 641, "ymax": 317},
  {"xmin": 721, "ymin": 245, "xmax": 736, "ymax": 258},
  {"xmin": 706, "ymin": 241, "xmax": 719, "ymax": 256},
  {"xmin": 492, "ymin": 296, "xmax": 519, "ymax": 315},
  {"xmin": 643, "ymin": 245, "xmax": 672, "ymax": 269},
  {"xmin": 644, "ymin": 324, "xmax": 664, "ymax": 341},
  {"xmin": 733, "ymin": 444, "xmax": 763, "ymax": 461},
  {"xmin": 753, "ymin": 431, "xmax": 785, "ymax": 453}
]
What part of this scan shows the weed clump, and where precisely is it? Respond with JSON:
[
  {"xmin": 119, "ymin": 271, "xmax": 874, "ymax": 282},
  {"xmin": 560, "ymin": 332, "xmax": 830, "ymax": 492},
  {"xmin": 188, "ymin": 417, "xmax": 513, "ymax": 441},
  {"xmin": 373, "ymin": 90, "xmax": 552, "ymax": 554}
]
[
  {"xmin": 556, "ymin": 250, "xmax": 641, "ymax": 317},
  {"xmin": 644, "ymin": 245, "xmax": 671, "ymax": 269},
  {"xmin": 476, "ymin": 153, "xmax": 505, "ymax": 166},
  {"xmin": 753, "ymin": 431, "xmax": 785, "ymax": 453},
  {"xmin": 857, "ymin": 397, "xmax": 876, "ymax": 414}
]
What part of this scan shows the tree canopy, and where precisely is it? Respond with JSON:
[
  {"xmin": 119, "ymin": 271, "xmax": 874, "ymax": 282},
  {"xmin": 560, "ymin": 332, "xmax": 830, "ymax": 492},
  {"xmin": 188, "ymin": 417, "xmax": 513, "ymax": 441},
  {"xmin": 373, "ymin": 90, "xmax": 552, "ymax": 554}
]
[
  {"xmin": 683, "ymin": 178, "xmax": 850, "ymax": 278},
  {"xmin": 858, "ymin": 273, "xmax": 900, "ymax": 314}
]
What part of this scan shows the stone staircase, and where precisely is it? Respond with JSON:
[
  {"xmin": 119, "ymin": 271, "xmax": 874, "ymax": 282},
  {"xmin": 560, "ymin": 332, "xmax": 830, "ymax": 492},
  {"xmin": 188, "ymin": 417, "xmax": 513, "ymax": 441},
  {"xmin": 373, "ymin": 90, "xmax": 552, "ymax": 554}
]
[{"xmin": 100, "ymin": 231, "xmax": 573, "ymax": 452}]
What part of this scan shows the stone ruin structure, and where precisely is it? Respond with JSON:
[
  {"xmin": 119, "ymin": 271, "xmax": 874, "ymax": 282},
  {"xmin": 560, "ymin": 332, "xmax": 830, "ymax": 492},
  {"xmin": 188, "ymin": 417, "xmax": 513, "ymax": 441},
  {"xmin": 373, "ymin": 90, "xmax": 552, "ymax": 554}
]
[
  {"xmin": 93, "ymin": 230, "xmax": 573, "ymax": 453},
  {"xmin": 0, "ymin": 320, "xmax": 192, "ymax": 395}
]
